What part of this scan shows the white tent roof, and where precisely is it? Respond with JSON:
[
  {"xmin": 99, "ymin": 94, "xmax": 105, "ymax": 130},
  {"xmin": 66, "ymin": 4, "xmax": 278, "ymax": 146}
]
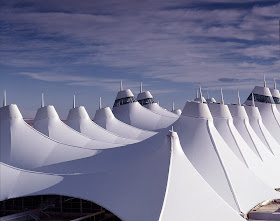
[
  {"xmin": 0, "ymin": 105, "xmax": 100, "ymax": 170},
  {"xmin": 66, "ymin": 106, "xmax": 136, "ymax": 144},
  {"xmin": 229, "ymin": 104, "xmax": 280, "ymax": 160},
  {"xmin": 194, "ymin": 97, "xmax": 207, "ymax": 102},
  {"xmin": 141, "ymin": 103, "xmax": 179, "ymax": 118},
  {"xmin": 248, "ymin": 85, "xmax": 272, "ymax": 96},
  {"xmin": 136, "ymin": 91, "xmax": 179, "ymax": 118},
  {"xmin": 113, "ymin": 102, "xmax": 177, "ymax": 131},
  {"xmin": 208, "ymin": 102, "xmax": 280, "ymax": 188},
  {"xmin": 245, "ymin": 86, "xmax": 280, "ymax": 144},
  {"xmin": 158, "ymin": 131, "xmax": 243, "ymax": 221},
  {"xmin": 2, "ymin": 86, "xmax": 280, "ymax": 220},
  {"xmin": 270, "ymin": 88, "xmax": 280, "ymax": 98},
  {"xmin": 270, "ymin": 87, "xmax": 280, "ymax": 112},
  {"xmin": 1, "ymin": 130, "xmax": 245, "ymax": 221},
  {"xmin": 172, "ymin": 100, "xmax": 280, "ymax": 214},
  {"xmin": 93, "ymin": 107, "xmax": 156, "ymax": 140},
  {"xmin": 112, "ymin": 90, "xmax": 177, "ymax": 131},
  {"xmin": 244, "ymin": 104, "xmax": 280, "ymax": 156},
  {"xmin": 116, "ymin": 89, "xmax": 134, "ymax": 100},
  {"xmin": 206, "ymin": 97, "xmax": 217, "ymax": 103},
  {"xmin": 33, "ymin": 105, "xmax": 127, "ymax": 148},
  {"xmin": 0, "ymin": 163, "xmax": 63, "ymax": 201},
  {"xmin": 171, "ymin": 109, "xmax": 182, "ymax": 115},
  {"xmin": 136, "ymin": 91, "xmax": 153, "ymax": 100},
  {"xmin": 171, "ymin": 101, "xmax": 182, "ymax": 115}
]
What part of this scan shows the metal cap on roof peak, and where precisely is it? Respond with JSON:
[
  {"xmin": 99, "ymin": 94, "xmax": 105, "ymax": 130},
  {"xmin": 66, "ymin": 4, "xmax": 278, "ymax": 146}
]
[
  {"xmin": 94, "ymin": 106, "xmax": 114, "ymax": 120},
  {"xmin": 116, "ymin": 89, "xmax": 135, "ymax": 100},
  {"xmin": 182, "ymin": 101, "xmax": 212, "ymax": 119},
  {"xmin": 34, "ymin": 105, "xmax": 59, "ymax": 121},
  {"xmin": 137, "ymin": 91, "xmax": 153, "ymax": 101}
]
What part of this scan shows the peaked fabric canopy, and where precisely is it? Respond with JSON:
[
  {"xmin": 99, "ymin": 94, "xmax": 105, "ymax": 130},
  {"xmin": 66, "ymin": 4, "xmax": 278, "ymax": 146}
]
[
  {"xmin": 2, "ymin": 84, "xmax": 280, "ymax": 221},
  {"xmin": 66, "ymin": 106, "xmax": 136, "ymax": 144},
  {"xmin": 0, "ymin": 105, "xmax": 101, "ymax": 169},
  {"xmin": 33, "ymin": 105, "xmax": 126, "ymax": 149},
  {"xmin": 171, "ymin": 108, "xmax": 182, "ymax": 115},
  {"xmin": 0, "ymin": 131, "xmax": 245, "ymax": 221},
  {"xmin": 172, "ymin": 101, "xmax": 280, "ymax": 214},
  {"xmin": 244, "ymin": 105, "xmax": 280, "ymax": 156},
  {"xmin": 245, "ymin": 86, "xmax": 280, "ymax": 144},
  {"xmin": 94, "ymin": 107, "xmax": 156, "ymax": 140},
  {"xmin": 142, "ymin": 103, "xmax": 179, "ymax": 118},
  {"xmin": 136, "ymin": 91, "xmax": 179, "ymax": 118},
  {"xmin": 270, "ymin": 87, "xmax": 280, "ymax": 112},
  {"xmin": 208, "ymin": 102, "xmax": 280, "ymax": 188},
  {"xmin": 112, "ymin": 90, "xmax": 178, "ymax": 131}
]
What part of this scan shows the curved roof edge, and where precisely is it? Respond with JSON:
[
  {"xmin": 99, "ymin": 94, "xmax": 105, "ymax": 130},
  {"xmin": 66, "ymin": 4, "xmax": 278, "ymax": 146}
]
[
  {"xmin": 116, "ymin": 89, "xmax": 134, "ymax": 100},
  {"xmin": 182, "ymin": 101, "xmax": 212, "ymax": 119}
]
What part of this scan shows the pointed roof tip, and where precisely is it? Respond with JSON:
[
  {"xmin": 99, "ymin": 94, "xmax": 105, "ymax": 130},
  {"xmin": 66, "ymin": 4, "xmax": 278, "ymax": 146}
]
[
  {"xmin": 3, "ymin": 90, "xmax": 6, "ymax": 107},
  {"xmin": 220, "ymin": 88, "xmax": 224, "ymax": 105},
  {"xmin": 140, "ymin": 82, "xmax": 142, "ymax": 93},
  {"xmin": 120, "ymin": 80, "xmax": 123, "ymax": 91},
  {"xmin": 251, "ymin": 93, "xmax": 255, "ymax": 107},
  {"xmin": 237, "ymin": 90, "xmax": 241, "ymax": 106},
  {"xmin": 99, "ymin": 97, "xmax": 102, "ymax": 109},
  {"xmin": 274, "ymin": 78, "xmax": 277, "ymax": 90},
  {"xmin": 73, "ymin": 95, "xmax": 76, "ymax": 109},
  {"xmin": 41, "ymin": 92, "xmax": 44, "ymax": 108},
  {"xmin": 169, "ymin": 126, "xmax": 179, "ymax": 138},
  {"xmin": 264, "ymin": 74, "xmax": 267, "ymax": 88}
]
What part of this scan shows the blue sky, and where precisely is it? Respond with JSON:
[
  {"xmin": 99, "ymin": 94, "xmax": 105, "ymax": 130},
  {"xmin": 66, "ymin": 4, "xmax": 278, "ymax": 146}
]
[{"xmin": 1, "ymin": 0, "xmax": 279, "ymax": 118}]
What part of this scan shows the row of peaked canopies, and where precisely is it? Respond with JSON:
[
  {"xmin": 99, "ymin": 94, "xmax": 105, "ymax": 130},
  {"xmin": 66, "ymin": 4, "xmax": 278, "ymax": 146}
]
[{"xmin": 1, "ymin": 78, "xmax": 280, "ymax": 221}]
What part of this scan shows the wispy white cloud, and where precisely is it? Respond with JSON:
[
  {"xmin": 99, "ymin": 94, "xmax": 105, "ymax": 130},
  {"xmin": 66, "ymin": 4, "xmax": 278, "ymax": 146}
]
[{"xmin": 17, "ymin": 72, "xmax": 152, "ymax": 93}]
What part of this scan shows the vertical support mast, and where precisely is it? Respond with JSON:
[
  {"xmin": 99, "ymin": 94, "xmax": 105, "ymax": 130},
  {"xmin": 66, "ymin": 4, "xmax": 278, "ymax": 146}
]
[
  {"xmin": 140, "ymin": 82, "xmax": 142, "ymax": 93},
  {"xmin": 73, "ymin": 95, "xmax": 76, "ymax": 109},
  {"xmin": 3, "ymin": 90, "xmax": 6, "ymax": 107},
  {"xmin": 237, "ymin": 90, "xmax": 241, "ymax": 106},
  {"xmin": 120, "ymin": 80, "xmax": 123, "ymax": 91},
  {"xmin": 41, "ymin": 92, "xmax": 44, "ymax": 108},
  {"xmin": 220, "ymin": 88, "xmax": 224, "ymax": 105},
  {"xmin": 199, "ymin": 86, "xmax": 203, "ymax": 103},
  {"xmin": 252, "ymin": 93, "xmax": 255, "ymax": 107},
  {"xmin": 99, "ymin": 97, "xmax": 102, "ymax": 109}
]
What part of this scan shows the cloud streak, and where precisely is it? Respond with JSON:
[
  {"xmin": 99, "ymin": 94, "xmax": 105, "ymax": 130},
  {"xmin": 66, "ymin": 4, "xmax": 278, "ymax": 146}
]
[{"xmin": 1, "ymin": 0, "xmax": 280, "ymax": 90}]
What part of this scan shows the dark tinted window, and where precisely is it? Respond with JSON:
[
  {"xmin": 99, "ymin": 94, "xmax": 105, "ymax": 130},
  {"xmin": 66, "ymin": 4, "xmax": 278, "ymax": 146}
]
[
  {"xmin": 138, "ymin": 98, "xmax": 155, "ymax": 106},
  {"xmin": 247, "ymin": 93, "xmax": 275, "ymax": 104},
  {"xmin": 113, "ymin": 96, "xmax": 137, "ymax": 107},
  {"xmin": 273, "ymin": 97, "xmax": 280, "ymax": 104}
]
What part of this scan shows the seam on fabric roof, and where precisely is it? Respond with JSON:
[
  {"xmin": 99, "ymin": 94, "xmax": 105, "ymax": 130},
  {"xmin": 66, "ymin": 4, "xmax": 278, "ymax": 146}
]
[
  {"xmin": 21, "ymin": 120, "xmax": 112, "ymax": 151},
  {"xmin": 244, "ymin": 119, "xmax": 264, "ymax": 161},
  {"xmin": 158, "ymin": 134, "xmax": 173, "ymax": 221},
  {"xmin": 257, "ymin": 120, "xmax": 276, "ymax": 156},
  {"xmin": 227, "ymin": 120, "xmax": 249, "ymax": 168},
  {"xmin": 271, "ymin": 104, "xmax": 280, "ymax": 127},
  {"xmin": 206, "ymin": 120, "xmax": 242, "ymax": 214}
]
